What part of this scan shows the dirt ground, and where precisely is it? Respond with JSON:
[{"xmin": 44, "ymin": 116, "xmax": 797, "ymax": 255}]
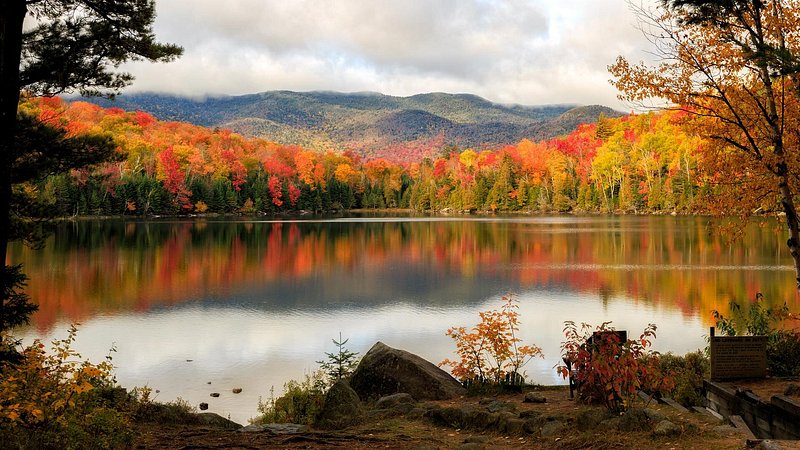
[
  {"xmin": 720, "ymin": 377, "xmax": 800, "ymax": 401},
  {"xmin": 132, "ymin": 387, "xmax": 753, "ymax": 449}
]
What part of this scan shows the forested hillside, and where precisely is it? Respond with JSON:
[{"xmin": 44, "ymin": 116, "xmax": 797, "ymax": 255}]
[
  {"xmin": 23, "ymin": 96, "xmax": 716, "ymax": 217},
  {"xmin": 84, "ymin": 91, "xmax": 623, "ymax": 162}
]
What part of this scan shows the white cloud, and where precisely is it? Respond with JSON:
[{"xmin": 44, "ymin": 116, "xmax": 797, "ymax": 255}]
[{"xmin": 122, "ymin": 0, "xmax": 659, "ymax": 109}]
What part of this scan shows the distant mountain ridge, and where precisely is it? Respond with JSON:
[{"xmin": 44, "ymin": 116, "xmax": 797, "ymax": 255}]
[{"xmin": 85, "ymin": 90, "xmax": 624, "ymax": 162}]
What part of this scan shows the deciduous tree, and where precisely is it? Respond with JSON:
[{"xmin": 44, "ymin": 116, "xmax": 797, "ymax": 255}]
[{"xmin": 610, "ymin": 0, "xmax": 800, "ymax": 288}]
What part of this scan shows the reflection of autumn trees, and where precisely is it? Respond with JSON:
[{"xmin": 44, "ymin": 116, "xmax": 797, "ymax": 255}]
[{"xmin": 10, "ymin": 218, "xmax": 798, "ymax": 332}]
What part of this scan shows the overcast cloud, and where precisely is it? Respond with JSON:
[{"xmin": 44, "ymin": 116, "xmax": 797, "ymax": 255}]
[{"xmin": 122, "ymin": 0, "xmax": 656, "ymax": 109}]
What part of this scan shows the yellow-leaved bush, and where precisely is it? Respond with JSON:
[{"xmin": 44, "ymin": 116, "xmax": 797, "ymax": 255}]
[{"xmin": 0, "ymin": 325, "xmax": 133, "ymax": 449}]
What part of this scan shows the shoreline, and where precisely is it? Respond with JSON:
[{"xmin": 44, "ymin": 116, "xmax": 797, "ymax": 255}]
[{"xmin": 41, "ymin": 207, "xmax": 785, "ymax": 222}]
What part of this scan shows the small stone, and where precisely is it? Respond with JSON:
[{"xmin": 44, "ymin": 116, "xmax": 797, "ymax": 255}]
[
  {"xmin": 375, "ymin": 392, "xmax": 415, "ymax": 409},
  {"xmin": 576, "ymin": 408, "xmax": 611, "ymax": 431},
  {"xmin": 455, "ymin": 444, "xmax": 485, "ymax": 450},
  {"xmin": 463, "ymin": 435, "xmax": 490, "ymax": 444},
  {"xmin": 496, "ymin": 411, "xmax": 517, "ymax": 431},
  {"xmin": 186, "ymin": 359, "xmax": 193, "ymax": 362},
  {"xmin": 232, "ymin": 388, "xmax": 243, "ymax": 394},
  {"xmin": 391, "ymin": 402, "xmax": 415, "ymax": 415},
  {"xmin": 424, "ymin": 406, "xmax": 469, "ymax": 428},
  {"xmin": 207, "ymin": 381, "xmax": 211, "ymax": 384},
  {"xmin": 263, "ymin": 423, "xmax": 308, "ymax": 434},
  {"xmin": 196, "ymin": 412, "xmax": 242, "ymax": 430},
  {"xmin": 756, "ymin": 440, "xmax": 784, "ymax": 450},
  {"xmin": 464, "ymin": 410, "xmax": 497, "ymax": 430},
  {"xmin": 652, "ymin": 420, "xmax": 681, "ymax": 437},
  {"xmin": 619, "ymin": 408, "xmax": 651, "ymax": 432},
  {"xmin": 713, "ymin": 425, "xmax": 736, "ymax": 436},
  {"xmin": 540, "ymin": 420, "xmax": 565, "ymax": 437},
  {"xmin": 523, "ymin": 392, "xmax": 546, "ymax": 403},
  {"xmin": 784, "ymin": 383, "xmax": 800, "ymax": 396},
  {"xmin": 598, "ymin": 417, "xmax": 621, "ymax": 431},
  {"xmin": 485, "ymin": 400, "xmax": 517, "ymax": 413},
  {"xmin": 519, "ymin": 410, "xmax": 541, "ymax": 420},
  {"xmin": 199, "ymin": 402, "xmax": 208, "ymax": 410},
  {"xmin": 504, "ymin": 418, "xmax": 525, "ymax": 435},
  {"xmin": 643, "ymin": 408, "xmax": 666, "ymax": 422},
  {"xmin": 210, "ymin": 392, "xmax": 220, "ymax": 397}
]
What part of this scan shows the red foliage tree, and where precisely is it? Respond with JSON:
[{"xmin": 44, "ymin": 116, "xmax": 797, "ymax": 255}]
[
  {"xmin": 159, "ymin": 146, "xmax": 192, "ymax": 209},
  {"xmin": 268, "ymin": 176, "xmax": 283, "ymax": 207}
]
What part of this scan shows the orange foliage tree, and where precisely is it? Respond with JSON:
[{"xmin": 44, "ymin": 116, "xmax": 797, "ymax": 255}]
[
  {"xmin": 440, "ymin": 295, "xmax": 543, "ymax": 386},
  {"xmin": 610, "ymin": 0, "xmax": 800, "ymax": 288}
]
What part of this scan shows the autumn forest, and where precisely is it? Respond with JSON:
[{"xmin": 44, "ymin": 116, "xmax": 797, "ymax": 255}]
[{"xmin": 21, "ymin": 95, "xmax": 719, "ymax": 218}]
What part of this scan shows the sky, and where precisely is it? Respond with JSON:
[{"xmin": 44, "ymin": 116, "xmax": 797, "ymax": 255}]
[{"xmin": 123, "ymin": 0, "xmax": 657, "ymax": 110}]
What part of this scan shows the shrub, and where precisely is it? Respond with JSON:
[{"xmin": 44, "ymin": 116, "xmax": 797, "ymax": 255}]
[
  {"xmin": 255, "ymin": 370, "xmax": 326, "ymax": 425},
  {"xmin": 712, "ymin": 294, "xmax": 800, "ymax": 377},
  {"xmin": 0, "ymin": 325, "xmax": 133, "ymax": 449},
  {"xmin": 556, "ymin": 321, "xmax": 673, "ymax": 414},
  {"xmin": 440, "ymin": 295, "xmax": 543, "ymax": 390},
  {"xmin": 131, "ymin": 386, "xmax": 197, "ymax": 424},
  {"xmin": 658, "ymin": 351, "xmax": 709, "ymax": 407}
]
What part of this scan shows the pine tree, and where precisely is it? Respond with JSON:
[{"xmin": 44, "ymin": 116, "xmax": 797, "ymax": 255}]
[{"xmin": 316, "ymin": 333, "xmax": 360, "ymax": 386}]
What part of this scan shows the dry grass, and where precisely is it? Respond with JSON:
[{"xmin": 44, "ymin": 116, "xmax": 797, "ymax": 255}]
[{"xmin": 133, "ymin": 386, "xmax": 751, "ymax": 449}]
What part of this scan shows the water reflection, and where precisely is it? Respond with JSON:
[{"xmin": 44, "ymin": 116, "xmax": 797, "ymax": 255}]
[{"xmin": 10, "ymin": 215, "xmax": 800, "ymax": 423}]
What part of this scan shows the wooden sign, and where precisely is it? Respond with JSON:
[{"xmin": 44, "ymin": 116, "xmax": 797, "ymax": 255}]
[{"xmin": 710, "ymin": 336, "xmax": 767, "ymax": 380}]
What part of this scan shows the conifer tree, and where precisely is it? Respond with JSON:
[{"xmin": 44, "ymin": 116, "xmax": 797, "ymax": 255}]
[{"xmin": 0, "ymin": 0, "xmax": 182, "ymax": 336}]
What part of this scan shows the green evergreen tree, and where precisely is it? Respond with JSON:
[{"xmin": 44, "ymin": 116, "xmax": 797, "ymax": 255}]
[{"xmin": 316, "ymin": 333, "xmax": 360, "ymax": 385}]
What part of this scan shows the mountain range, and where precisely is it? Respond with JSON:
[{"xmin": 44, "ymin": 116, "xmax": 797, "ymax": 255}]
[{"xmin": 85, "ymin": 90, "xmax": 624, "ymax": 162}]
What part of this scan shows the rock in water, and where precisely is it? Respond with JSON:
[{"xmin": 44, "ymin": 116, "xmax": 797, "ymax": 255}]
[
  {"xmin": 314, "ymin": 380, "xmax": 364, "ymax": 430},
  {"xmin": 350, "ymin": 341, "xmax": 466, "ymax": 401}
]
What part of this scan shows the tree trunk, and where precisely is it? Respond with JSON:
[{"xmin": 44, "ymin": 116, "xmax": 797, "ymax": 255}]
[
  {"xmin": 778, "ymin": 179, "xmax": 800, "ymax": 289},
  {"xmin": 0, "ymin": 0, "xmax": 27, "ymax": 334}
]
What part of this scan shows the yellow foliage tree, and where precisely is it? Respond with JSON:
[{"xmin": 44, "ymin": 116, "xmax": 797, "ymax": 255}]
[{"xmin": 610, "ymin": 0, "xmax": 800, "ymax": 288}]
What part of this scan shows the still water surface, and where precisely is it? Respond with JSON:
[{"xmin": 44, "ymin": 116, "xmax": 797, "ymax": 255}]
[{"xmin": 11, "ymin": 215, "xmax": 799, "ymax": 423}]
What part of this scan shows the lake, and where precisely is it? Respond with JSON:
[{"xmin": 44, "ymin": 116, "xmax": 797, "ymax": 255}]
[{"xmin": 10, "ymin": 214, "xmax": 799, "ymax": 423}]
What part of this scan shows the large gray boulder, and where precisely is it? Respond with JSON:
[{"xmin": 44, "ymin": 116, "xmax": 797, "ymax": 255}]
[{"xmin": 349, "ymin": 342, "xmax": 466, "ymax": 401}]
